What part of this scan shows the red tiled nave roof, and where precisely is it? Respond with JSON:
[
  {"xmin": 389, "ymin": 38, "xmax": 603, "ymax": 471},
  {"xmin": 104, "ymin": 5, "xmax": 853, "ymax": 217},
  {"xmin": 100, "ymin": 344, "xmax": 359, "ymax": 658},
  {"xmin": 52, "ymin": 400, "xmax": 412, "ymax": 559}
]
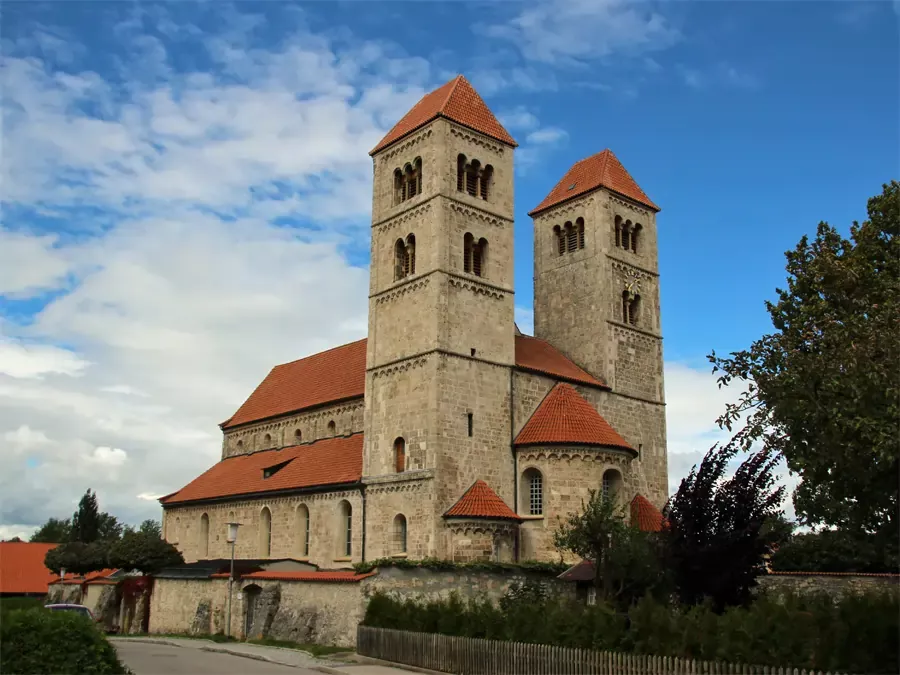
[
  {"xmin": 529, "ymin": 149, "xmax": 659, "ymax": 216},
  {"xmin": 161, "ymin": 434, "xmax": 363, "ymax": 505},
  {"xmin": 370, "ymin": 75, "xmax": 517, "ymax": 155},
  {"xmin": 444, "ymin": 480, "xmax": 521, "ymax": 522},
  {"xmin": 224, "ymin": 335, "xmax": 606, "ymax": 430},
  {"xmin": 514, "ymin": 383, "xmax": 634, "ymax": 452}
]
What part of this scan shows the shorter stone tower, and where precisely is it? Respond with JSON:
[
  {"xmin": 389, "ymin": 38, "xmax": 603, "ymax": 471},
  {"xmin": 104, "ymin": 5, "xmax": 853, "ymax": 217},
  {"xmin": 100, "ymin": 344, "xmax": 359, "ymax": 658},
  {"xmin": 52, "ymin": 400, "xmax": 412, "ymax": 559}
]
[{"xmin": 528, "ymin": 150, "xmax": 668, "ymax": 506}]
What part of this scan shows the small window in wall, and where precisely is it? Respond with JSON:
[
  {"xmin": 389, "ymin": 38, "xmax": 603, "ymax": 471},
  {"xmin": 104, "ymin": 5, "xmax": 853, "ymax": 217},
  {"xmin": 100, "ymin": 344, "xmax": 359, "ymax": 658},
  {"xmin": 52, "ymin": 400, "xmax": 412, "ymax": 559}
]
[
  {"xmin": 236, "ymin": 439, "xmax": 244, "ymax": 450},
  {"xmin": 338, "ymin": 501, "xmax": 352, "ymax": 557},
  {"xmin": 327, "ymin": 420, "xmax": 336, "ymax": 437},
  {"xmin": 264, "ymin": 433, "xmax": 272, "ymax": 447},
  {"xmin": 297, "ymin": 504, "xmax": 310, "ymax": 558},
  {"xmin": 554, "ymin": 225, "xmax": 564, "ymax": 256},
  {"xmin": 394, "ymin": 437, "xmax": 406, "ymax": 473},
  {"xmin": 602, "ymin": 469, "xmax": 623, "ymax": 504},
  {"xmin": 259, "ymin": 507, "xmax": 272, "ymax": 557},
  {"xmin": 294, "ymin": 429, "xmax": 302, "ymax": 443},
  {"xmin": 631, "ymin": 223, "xmax": 642, "ymax": 253},
  {"xmin": 622, "ymin": 292, "xmax": 641, "ymax": 326},
  {"xmin": 393, "ymin": 514, "xmax": 407, "ymax": 554},
  {"xmin": 467, "ymin": 412, "xmax": 473, "ymax": 437},
  {"xmin": 200, "ymin": 513, "xmax": 210, "ymax": 558},
  {"xmin": 523, "ymin": 468, "xmax": 543, "ymax": 516},
  {"xmin": 480, "ymin": 165, "xmax": 493, "ymax": 200}
]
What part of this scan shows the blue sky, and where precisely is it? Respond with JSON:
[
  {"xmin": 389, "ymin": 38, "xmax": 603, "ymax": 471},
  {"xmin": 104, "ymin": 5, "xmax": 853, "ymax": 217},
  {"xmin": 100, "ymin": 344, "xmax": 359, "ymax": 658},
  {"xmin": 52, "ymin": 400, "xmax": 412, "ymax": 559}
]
[{"xmin": 0, "ymin": 0, "xmax": 896, "ymax": 536}]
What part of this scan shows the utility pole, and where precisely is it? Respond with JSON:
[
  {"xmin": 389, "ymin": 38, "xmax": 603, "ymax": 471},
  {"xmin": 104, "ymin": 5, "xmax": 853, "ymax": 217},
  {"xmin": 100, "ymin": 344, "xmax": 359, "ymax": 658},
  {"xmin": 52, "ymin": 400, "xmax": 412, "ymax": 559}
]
[{"xmin": 225, "ymin": 522, "xmax": 241, "ymax": 637}]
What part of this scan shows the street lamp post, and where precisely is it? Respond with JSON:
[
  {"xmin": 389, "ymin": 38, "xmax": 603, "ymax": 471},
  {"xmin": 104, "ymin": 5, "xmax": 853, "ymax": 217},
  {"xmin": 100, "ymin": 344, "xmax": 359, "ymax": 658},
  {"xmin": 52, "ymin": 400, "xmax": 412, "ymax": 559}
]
[{"xmin": 225, "ymin": 522, "xmax": 241, "ymax": 638}]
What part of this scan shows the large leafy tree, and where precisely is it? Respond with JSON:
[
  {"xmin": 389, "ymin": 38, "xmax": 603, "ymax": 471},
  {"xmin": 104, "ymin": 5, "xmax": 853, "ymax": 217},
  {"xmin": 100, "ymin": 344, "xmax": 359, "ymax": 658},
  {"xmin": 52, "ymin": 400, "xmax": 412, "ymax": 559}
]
[
  {"xmin": 709, "ymin": 182, "xmax": 899, "ymax": 536},
  {"xmin": 70, "ymin": 490, "xmax": 102, "ymax": 543},
  {"xmin": 662, "ymin": 445, "xmax": 784, "ymax": 610},
  {"xmin": 554, "ymin": 489, "xmax": 667, "ymax": 608},
  {"xmin": 108, "ymin": 530, "xmax": 183, "ymax": 575},
  {"xmin": 44, "ymin": 541, "xmax": 111, "ymax": 575},
  {"xmin": 29, "ymin": 518, "xmax": 72, "ymax": 543}
]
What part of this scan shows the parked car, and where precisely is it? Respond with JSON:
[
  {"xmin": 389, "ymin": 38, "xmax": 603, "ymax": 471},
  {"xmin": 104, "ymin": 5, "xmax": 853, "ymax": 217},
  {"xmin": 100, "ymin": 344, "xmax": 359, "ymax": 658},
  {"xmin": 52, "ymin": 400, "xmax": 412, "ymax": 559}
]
[{"xmin": 44, "ymin": 603, "xmax": 96, "ymax": 622}]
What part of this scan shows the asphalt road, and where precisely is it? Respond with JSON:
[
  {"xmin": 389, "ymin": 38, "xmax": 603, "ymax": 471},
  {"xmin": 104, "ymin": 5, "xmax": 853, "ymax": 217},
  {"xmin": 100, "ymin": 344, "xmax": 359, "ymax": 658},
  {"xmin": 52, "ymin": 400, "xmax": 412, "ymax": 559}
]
[{"xmin": 114, "ymin": 641, "xmax": 323, "ymax": 675}]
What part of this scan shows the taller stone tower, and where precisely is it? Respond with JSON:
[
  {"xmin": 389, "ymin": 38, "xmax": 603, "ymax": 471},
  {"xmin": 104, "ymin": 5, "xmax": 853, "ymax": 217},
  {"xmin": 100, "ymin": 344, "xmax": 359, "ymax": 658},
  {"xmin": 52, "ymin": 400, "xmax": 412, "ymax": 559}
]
[
  {"xmin": 529, "ymin": 150, "xmax": 668, "ymax": 505},
  {"xmin": 362, "ymin": 76, "xmax": 519, "ymax": 559}
]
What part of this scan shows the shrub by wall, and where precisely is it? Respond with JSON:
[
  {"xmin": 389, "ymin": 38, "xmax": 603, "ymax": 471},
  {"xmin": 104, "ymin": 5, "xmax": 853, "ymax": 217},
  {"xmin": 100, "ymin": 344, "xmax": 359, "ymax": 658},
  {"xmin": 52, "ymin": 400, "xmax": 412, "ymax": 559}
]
[
  {"xmin": 363, "ymin": 585, "xmax": 899, "ymax": 674},
  {"xmin": 1, "ymin": 608, "xmax": 129, "ymax": 674}
]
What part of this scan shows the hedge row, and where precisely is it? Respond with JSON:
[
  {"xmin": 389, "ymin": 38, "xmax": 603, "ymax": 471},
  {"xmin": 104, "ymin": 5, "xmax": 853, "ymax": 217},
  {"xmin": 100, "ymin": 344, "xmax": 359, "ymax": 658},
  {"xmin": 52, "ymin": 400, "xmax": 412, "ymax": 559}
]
[
  {"xmin": 363, "ymin": 586, "xmax": 899, "ymax": 674},
  {"xmin": 1, "ymin": 608, "xmax": 130, "ymax": 674},
  {"xmin": 353, "ymin": 556, "xmax": 568, "ymax": 576}
]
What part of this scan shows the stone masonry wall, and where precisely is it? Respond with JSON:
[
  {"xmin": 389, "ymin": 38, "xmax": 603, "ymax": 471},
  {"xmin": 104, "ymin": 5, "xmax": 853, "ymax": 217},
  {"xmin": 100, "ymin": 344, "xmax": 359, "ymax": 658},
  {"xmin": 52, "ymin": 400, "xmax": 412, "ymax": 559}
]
[
  {"xmin": 363, "ymin": 473, "xmax": 437, "ymax": 560},
  {"xmin": 222, "ymin": 399, "xmax": 364, "ymax": 458},
  {"xmin": 757, "ymin": 573, "xmax": 900, "ymax": 599},
  {"xmin": 163, "ymin": 489, "xmax": 364, "ymax": 568}
]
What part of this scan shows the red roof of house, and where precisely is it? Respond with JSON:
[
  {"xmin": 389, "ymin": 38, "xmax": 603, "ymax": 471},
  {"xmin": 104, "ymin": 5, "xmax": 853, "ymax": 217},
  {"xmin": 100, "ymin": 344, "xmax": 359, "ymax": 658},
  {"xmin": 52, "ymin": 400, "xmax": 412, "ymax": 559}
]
[
  {"xmin": 630, "ymin": 494, "xmax": 665, "ymax": 533},
  {"xmin": 444, "ymin": 480, "xmax": 521, "ymax": 522},
  {"xmin": 223, "ymin": 335, "xmax": 605, "ymax": 430},
  {"xmin": 211, "ymin": 570, "xmax": 376, "ymax": 583},
  {"xmin": 0, "ymin": 542, "xmax": 59, "ymax": 595},
  {"xmin": 529, "ymin": 149, "xmax": 659, "ymax": 216},
  {"xmin": 514, "ymin": 335, "xmax": 607, "ymax": 388},
  {"xmin": 223, "ymin": 339, "xmax": 367, "ymax": 429},
  {"xmin": 370, "ymin": 75, "xmax": 517, "ymax": 155},
  {"xmin": 514, "ymin": 383, "xmax": 634, "ymax": 451},
  {"xmin": 161, "ymin": 433, "xmax": 364, "ymax": 505}
]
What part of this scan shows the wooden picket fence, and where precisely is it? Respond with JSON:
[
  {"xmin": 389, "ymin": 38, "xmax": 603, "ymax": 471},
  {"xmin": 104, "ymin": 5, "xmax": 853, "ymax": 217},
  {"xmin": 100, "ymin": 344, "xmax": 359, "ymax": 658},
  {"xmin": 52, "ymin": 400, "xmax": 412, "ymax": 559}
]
[{"xmin": 357, "ymin": 626, "xmax": 843, "ymax": 675}]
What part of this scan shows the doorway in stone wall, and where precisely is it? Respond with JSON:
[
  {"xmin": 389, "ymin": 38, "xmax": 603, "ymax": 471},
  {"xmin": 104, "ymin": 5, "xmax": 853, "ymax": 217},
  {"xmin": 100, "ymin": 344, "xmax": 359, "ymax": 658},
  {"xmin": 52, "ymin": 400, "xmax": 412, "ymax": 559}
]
[{"xmin": 242, "ymin": 584, "xmax": 262, "ymax": 638}]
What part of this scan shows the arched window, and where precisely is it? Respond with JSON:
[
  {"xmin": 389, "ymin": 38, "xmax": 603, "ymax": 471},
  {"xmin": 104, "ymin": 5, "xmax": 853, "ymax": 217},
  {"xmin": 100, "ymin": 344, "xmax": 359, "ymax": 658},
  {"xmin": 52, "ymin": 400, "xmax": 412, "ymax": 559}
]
[
  {"xmin": 602, "ymin": 469, "xmax": 623, "ymax": 504},
  {"xmin": 338, "ymin": 501, "xmax": 352, "ymax": 557},
  {"xmin": 622, "ymin": 220, "xmax": 632, "ymax": 251},
  {"xmin": 576, "ymin": 217, "xmax": 585, "ymax": 250},
  {"xmin": 464, "ymin": 232, "xmax": 474, "ymax": 273},
  {"xmin": 457, "ymin": 154, "xmax": 466, "ymax": 192},
  {"xmin": 394, "ymin": 437, "xmax": 406, "ymax": 473},
  {"xmin": 631, "ymin": 223, "xmax": 642, "ymax": 253},
  {"xmin": 466, "ymin": 160, "xmax": 480, "ymax": 196},
  {"xmin": 294, "ymin": 429, "xmax": 302, "ymax": 443},
  {"xmin": 394, "ymin": 238, "xmax": 406, "ymax": 281},
  {"xmin": 564, "ymin": 221, "xmax": 577, "ymax": 252},
  {"xmin": 200, "ymin": 513, "xmax": 209, "ymax": 558},
  {"xmin": 259, "ymin": 507, "xmax": 272, "ymax": 557},
  {"xmin": 522, "ymin": 468, "xmax": 543, "ymax": 516},
  {"xmin": 615, "ymin": 215, "xmax": 622, "ymax": 248},
  {"xmin": 622, "ymin": 291, "xmax": 635, "ymax": 325},
  {"xmin": 473, "ymin": 238, "xmax": 487, "ymax": 277},
  {"xmin": 297, "ymin": 504, "xmax": 310, "ymax": 558},
  {"xmin": 629, "ymin": 294, "xmax": 641, "ymax": 326},
  {"xmin": 236, "ymin": 439, "xmax": 243, "ymax": 450},
  {"xmin": 394, "ymin": 159, "xmax": 423, "ymax": 204},
  {"xmin": 264, "ymin": 433, "xmax": 272, "ymax": 447},
  {"xmin": 553, "ymin": 225, "xmax": 564, "ymax": 256},
  {"xmin": 480, "ymin": 165, "xmax": 493, "ymax": 200},
  {"xmin": 327, "ymin": 420, "xmax": 336, "ymax": 437},
  {"xmin": 394, "ymin": 168, "xmax": 404, "ymax": 205},
  {"xmin": 393, "ymin": 514, "xmax": 407, "ymax": 554},
  {"xmin": 405, "ymin": 234, "xmax": 416, "ymax": 276}
]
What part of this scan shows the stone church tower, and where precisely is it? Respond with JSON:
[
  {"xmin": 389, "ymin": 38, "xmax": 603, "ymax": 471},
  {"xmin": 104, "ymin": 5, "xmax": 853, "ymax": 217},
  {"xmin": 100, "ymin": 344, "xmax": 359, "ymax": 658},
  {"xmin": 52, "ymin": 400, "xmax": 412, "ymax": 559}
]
[
  {"xmin": 362, "ymin": 76, "xmax": 520, "ymax": 560},
  {"xmin": 528, "ymin": 151, "xmax": 668, "ymax": 504}
]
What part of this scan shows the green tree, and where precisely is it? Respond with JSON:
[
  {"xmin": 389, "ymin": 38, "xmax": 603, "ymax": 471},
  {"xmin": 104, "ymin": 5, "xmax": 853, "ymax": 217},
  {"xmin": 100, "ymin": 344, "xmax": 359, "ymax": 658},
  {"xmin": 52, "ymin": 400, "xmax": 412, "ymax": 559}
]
[
  {"xmin": 70, "ymin": 490, "xmax": 102, "ymax": 543},
  {"xmin": 44, "ymin": 541, "xmax": 110, "ymax": 576},
  {"xmin": 107, "ymin": 530, "xmax": 183, "ymax": 575},
  {"xmin": 29, "ymin": 518, "xmax": 71, "ymax": 543},
  {"xmin": 138, "ymin": 519, "xmax": 162, "ymax": 538},
  {"xmin": 662, "ymin": 445, "xmax": 784, "ymax": 610},
  {"xmin": 709, "ymin": 181, "xmax": 900, "ymax": 537},
  {"xmin": 97, "ymin": 512, "xmax": 123, "ymax": 542},
  {"xmin": 553, "ymin": 488, "xmax": 666, "ymax": 608}
]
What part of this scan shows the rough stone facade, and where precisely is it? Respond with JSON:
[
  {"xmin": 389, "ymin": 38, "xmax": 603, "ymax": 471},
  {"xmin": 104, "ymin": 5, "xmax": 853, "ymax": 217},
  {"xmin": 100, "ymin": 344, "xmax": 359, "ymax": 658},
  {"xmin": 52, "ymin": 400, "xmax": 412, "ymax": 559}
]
[
  {"xmin": 162, "ymin": 87, "xmax": 669, "ymax": 570},
  {"xmin": 757, "ymin": 572, "xmax": 900, "ymax": 599},
  {"xmin": 149, "ymin": 567, "xmax": 573, "ymax": 646}
]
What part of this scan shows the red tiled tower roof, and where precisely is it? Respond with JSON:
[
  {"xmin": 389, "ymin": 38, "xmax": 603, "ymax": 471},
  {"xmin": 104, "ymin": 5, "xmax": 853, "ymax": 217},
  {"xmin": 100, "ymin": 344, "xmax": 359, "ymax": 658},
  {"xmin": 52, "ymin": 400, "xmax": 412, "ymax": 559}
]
[
  {"xmin": 529, "ymin": 149, "xmax": 659, "ymax": 216},
  {"xmin": 444, "ymin": 480, "xmax": 521, "ymax": 522},
  {"xmin": 222, "ymin": 339, "xmax": 367, "ymax": 429},
  {"xmin": 630, "ymin": 493, "xmax": 665, "ymax": 532},
  {"xmin": 222, "ymin": 336, "xmax": 605, "ymax": 429},
  {"xmin": 370, "ymin": 75, "xmax": 517, "ymax": 155},
  {"xmin": 514, "ymin": 383, "xmax": 635, "ymax": 452},
  {"xmin": 161, "ymin": 434, "xmax": 363, "ymax": 505}
]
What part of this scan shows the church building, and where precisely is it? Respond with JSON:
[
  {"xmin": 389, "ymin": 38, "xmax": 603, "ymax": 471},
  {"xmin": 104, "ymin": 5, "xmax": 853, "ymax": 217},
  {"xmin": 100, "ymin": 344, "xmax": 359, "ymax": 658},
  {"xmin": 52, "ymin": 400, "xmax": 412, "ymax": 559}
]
[{"xmin": 159, "ymin": 75, "xmax": 668, "ymax": 568}]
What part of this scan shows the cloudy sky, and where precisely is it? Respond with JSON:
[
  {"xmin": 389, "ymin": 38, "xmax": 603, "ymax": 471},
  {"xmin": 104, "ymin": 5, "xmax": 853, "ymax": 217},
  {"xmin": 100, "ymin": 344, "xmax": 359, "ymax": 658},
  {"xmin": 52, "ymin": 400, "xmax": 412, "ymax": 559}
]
[{"xmin": 1, "ymin": 1, "xmax": 896, "ymax": 539}]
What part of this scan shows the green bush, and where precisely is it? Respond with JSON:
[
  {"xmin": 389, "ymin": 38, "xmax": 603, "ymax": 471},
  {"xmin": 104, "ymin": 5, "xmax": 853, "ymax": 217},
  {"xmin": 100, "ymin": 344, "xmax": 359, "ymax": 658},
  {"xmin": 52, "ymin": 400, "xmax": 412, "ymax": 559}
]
[
  {"xmin": 354, "ymin": 556, "xmax": 567, "ymax": 576},
  {"xmin": 771, "ymin": 530, "xmax": 899, "ymax": 573},
  {"xmin": 363, "ymin": 588, "xmax": 899, "ymax": 674},
  {"xmin": 0, "ymin": 597, "xmax": 45, "ymax": 615},
  {"xmin": 1, "ymin": 608, "xmax": 130, "ymax": 674}
]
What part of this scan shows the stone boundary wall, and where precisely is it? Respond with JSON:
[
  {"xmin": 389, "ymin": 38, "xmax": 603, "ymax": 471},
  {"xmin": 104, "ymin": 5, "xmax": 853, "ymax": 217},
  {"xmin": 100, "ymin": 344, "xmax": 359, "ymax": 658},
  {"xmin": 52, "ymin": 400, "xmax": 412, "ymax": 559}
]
[
  {"xmin": 149, "ymin": 566, "xmax": 572, "ymax": 646},
  {"xmin": 758, "ymin": 571, "xmax": 899, "ymax": 598}
]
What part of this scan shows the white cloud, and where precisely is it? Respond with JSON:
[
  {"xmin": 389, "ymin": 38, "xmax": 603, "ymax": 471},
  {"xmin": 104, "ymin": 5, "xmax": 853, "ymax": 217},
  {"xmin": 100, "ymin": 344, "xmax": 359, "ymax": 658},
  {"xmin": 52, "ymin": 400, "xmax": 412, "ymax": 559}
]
[
  {"xmin": 498, "ymin": 106, "xmax": 540, "ymax": 132},
  {"xmin": 525, "ymin": 127, "xmax": 568, "ymax": 145},
  {"xmin": 479, "ymin": 0, "xmax": 680, "ymax": 66},
  {"xmin": 0, "ymin": 524, "xmax": 38, "ymax": 541},
  {"xmin": 0, "ymin": 337, "xmax": 89, "ymax": 379},
  {"xmin": 0, "ymin": 229, "xmax": 72, "ymax": 297}
]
